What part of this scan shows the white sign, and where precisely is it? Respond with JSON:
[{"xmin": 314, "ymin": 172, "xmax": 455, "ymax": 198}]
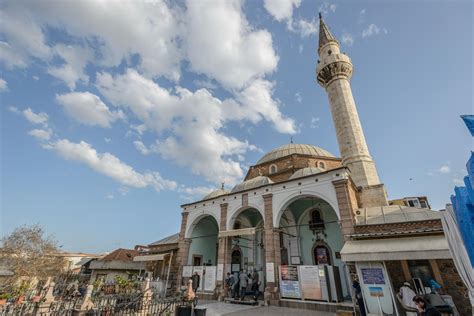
[
  {"xmin": 266, "ymin": 262, "xmax": 275, "ymax": 283},
  {"xmin": 182, "ymin": 266, "xmax": 193, "ymax": 277},
  {"xmin": 298, "ymin": 265, "xmax": 321, "ymax": 300},
  {"xmin": 192, "ymin": 266, "xmax": 204, "ymax": 291},
  {"xmin": 216, "ymin": 264, "xmax": 224, "ymax": 282},
  {"xmin": 204, "ymin": 266, "xmax": 217, "ymax": 292}
]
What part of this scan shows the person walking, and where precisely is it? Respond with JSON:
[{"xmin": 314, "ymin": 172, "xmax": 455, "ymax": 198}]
[
  {"xmin": 239, "ymin": 270, "xmax": 248, "ymax": 301},
  {"xmin": 251, "ymin": 269, "xmax": 260, "ymax": 300},
  {"xmin": 191, "ymin": 272, "xmax": 200, "ymax": 294}
]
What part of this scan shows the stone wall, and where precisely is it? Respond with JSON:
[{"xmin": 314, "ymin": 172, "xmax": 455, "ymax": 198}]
[{"xmin": 436, "ymin": 259, "xmax": 472, "ymax": 316}]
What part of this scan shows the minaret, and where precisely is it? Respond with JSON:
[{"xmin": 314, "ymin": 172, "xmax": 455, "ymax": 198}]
[{"xmin": 316, "ymin": 14, "xmax": 388, "ymax": 206}]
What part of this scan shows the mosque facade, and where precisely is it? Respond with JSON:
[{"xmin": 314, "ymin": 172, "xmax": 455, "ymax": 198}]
[{"xmin": 171, "ymin": 15, "xmax": 472, "ymax": 315}]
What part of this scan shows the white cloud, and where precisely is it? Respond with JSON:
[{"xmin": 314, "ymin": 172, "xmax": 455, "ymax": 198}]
[
  {"xmin": 28, "ymin": 128, "xmax": 52, "ymax": 141},
  {"xmin": 0, "ymin": 78, "xmax": 8, "ymax": 92},
  {"xmin": 318, "ymin": 2, "xmax": 337, "ymax": 15},
  {"xmin": 362, "ymin": 24, "xmax": 388, "ymax": 38},
  {"xmin": 96, "ymin": 69, "xmax": 296, "ymax": 184},
  {"xmin": 56, "ymin": 92, "xmax": 124, "ymax": 128},
  {"xmin": 133, "ymin": 140, "xmax": 154, "ymax": 156},
  {"xmin": 298, "ymin": 44, "xmax": 303, "ymax": 54},
  {"xmin": 23, "ymin": 108, "xmax": 48, "ymax": 126},
  {"xmin": 293, "ymin": 18, "xmax": 318, "ymax": 37},
  {"xmin": 106, "ymin": 194, "xmax": 115, "ymax": 199},
  {"xmin": 453, "ymin": 178, "xmax": 464, "ymax": 186},
  {"xmin": 295, "ymin": 92, "xmax": 302, "ymax": 103},
  {"xmin": 341, "ymin": 33, "xmax": 354, "ymax": 46},
  {"xmin": 1, "ymin": 0, "xmax": 182, "ymax": 80},
  {"xmin": 310, "ymin": 117, "xmax": 320, "ymax": 128},
  {"xmin": 438, "ymin": 165, "xmax": 451, "ymax": 174},
  {"xmin": 104, "ymin": 137, "xmax": 111, "ymax": 143},
  {"xmin": 46, "ymin": 138, "xmax": 177, "ymax": 191},
  {"xmin": 358, "ymin": 9, "xmax": 366, "ymax": 24},
  {"xmin": 263, "ymin": 0, "xmax": 301, "ymax": 22},
  {"xmin": 47, "ymin": 44, "xmax": 92, "ymax": 90},
  {"xmin": 185, "ymin": 0, "xmax": 279, "ymax": 89}
]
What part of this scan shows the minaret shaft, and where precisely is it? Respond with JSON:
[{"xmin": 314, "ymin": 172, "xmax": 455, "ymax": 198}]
[{"xmin": 316, "ymin": 15, "xmax": 388, "ymax": 207}]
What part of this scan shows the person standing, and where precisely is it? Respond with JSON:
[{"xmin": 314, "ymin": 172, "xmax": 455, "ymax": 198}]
[
  {"xmin": 225, "ymin": 272, "xmax": 235, "ymax": 298},
  {"xmin": 352, "ymin": 279, "xmax": 366, "ymax": 316},
  {"xmin": 191, "ymin": 272, "xmax": 200, "ymax": 294},
  {"xmin": 239, "ymin": 270, "xmax": 248, "ymax": 301}
]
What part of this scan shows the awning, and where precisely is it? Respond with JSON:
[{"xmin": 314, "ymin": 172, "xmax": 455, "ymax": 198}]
[
  {"xmin": 340, "ymin": 235, "xmax": 451, "ymax": 261},
  {"xmin": 218, "ymin": 227, "xmax": 257, "ymax": 238},
  {"xmin": 133, "ymin": 253, "xmax": 167, "ymax": 262}
]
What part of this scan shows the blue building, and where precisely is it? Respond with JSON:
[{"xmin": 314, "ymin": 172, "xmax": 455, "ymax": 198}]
[{"xmin": 450, "ymin": 116, "xmax": 474, "ymax": 265}]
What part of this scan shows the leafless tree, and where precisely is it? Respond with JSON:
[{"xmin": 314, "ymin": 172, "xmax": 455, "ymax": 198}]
[{"xmin": 0, "ymin": 224, "xmax": 66, "ymax": 292}]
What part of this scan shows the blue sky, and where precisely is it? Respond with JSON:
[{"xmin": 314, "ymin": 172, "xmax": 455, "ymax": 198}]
[{"xmin": 1, "ymin": 0, "xmax": 472, "ymax": 253}]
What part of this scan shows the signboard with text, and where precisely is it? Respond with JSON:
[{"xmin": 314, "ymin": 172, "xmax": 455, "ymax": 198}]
[{"xmin": 279, "ymin": 265, "xmax": 301, "ymax": 299}]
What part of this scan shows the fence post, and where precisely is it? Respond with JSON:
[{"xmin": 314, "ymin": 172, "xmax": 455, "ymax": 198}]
[
  {"xmin": 73, "ymin": 284, "xmax": 94, "ymax": 316},
  {"xmin": 37, "ymin": 279, "xmax": 55, "ymax": 314}
]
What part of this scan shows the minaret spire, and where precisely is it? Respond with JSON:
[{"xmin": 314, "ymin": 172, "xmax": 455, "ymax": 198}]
[
  {"xmin": 315, "ymin": 15, "xmax": 388, "ymax": 207},
  {"xmin": 318, "ymin": 13, "xmax": 338, "ymax": 52}
]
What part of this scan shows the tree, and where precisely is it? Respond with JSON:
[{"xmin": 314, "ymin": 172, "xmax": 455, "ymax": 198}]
[{"xmin": 0, "ymin": 224, "xmax": 66, "ymax": 292}]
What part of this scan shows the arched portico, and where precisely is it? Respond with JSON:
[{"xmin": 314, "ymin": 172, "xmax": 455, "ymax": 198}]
[
  {"xmin": 277, "ymin": 195, "xmax": 350, "ymax": 298},
  {"xmin": 187, "ymin": 215, "xmax": 219, "ymax": 266},
  {"xmin": 227, "ymin": 204, "xmax": 264, "ymax": 231}
]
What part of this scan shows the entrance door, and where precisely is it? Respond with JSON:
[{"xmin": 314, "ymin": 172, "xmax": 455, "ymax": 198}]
[
  {"xmin": 314, "ymin": 245, "xmax": 331, "ymax": 265},
  {"xmin": 231, "ymin": 249, "xmax": 242, "ymax": 272}
]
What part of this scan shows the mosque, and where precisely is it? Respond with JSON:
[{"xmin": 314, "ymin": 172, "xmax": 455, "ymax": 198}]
[{"xmin": 164, "ymin": 14, "xmax": 472, "ymax": 315}]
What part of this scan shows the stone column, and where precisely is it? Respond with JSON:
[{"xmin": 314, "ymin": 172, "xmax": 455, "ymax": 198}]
[
  {"xmin": 216, "ymin": 203, "xmax": 230, "ymax": 300},
  {"xmin": 263, "ymin": 194, "xmax": 280, "ymax": 300},
  {"xmin": 73, "ymin": 284, "xmax": 94, "ymax": 316},
  {"xmin": 176, "ymin": 211, "xmax": 191, "ymax": 290},
  {"xmin": 37, "ymin": 279, "xmax": 55, "ymax": 314},
  {"xmin": 332, "ymin": 179, "xmax": 357, "ymax": 240}
]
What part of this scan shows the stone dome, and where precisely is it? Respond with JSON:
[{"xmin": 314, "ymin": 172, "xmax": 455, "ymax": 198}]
[
  {"xmin": 256, "ymin": 144, "xmax": 335, "ymax": 165},
  {"xmin": 231, "ymin": 176, "xmax": 274, "ymax": 193},
  {"xmin": 203, "ymin": 189, "xmax": 229, "ymax": 200},
  {"xmin": 289, "ymin": 167, "xmax": 325, "ymax": 180}
]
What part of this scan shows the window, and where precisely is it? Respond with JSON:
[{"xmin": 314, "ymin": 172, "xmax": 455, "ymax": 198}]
[
  {"xmin": 406, "ymin": 199, "xmax": 421, "ymax": 208},
  {"xmin": 420, "ymin": 200, "xmax": 428, "ymax": 208},
  {"xmin": 309, "ymin": 209, "xmax": 325, "ymax": 230},
  {"xmin": 408, "ymin": 260, "xmax": 434, "ymax": 287},
  {"xmin": 318, "ymin": 162, "xmax": 326, "ymax": 169},
  {"xmin": 269, "ymin": 164, "xmax": 277, "ymax": 174}
]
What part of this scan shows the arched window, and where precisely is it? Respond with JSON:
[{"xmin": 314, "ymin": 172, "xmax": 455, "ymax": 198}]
[
  {"xmin": 318, "ymin": 161, "xmax": 326, "ymax": 169},
  {"xmin": 309, "ymin": 209, "xmax": 325, "ymax": 230},
  {"xmin": 269, "ymin": 164, "xmax": 278, "ymax": 174}
]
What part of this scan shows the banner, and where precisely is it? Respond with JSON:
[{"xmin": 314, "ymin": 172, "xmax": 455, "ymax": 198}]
[
  {"xmin": 216, "ymin": 264, "xmax": 224, "ymax": 282},
  {"xmin": 266, "ymin": 262, "xmax": 275, "ymax": 283},
  {"xmin": 204, "ymin": 266, "xmax": 217, "ymax": 292},
  {"xmin": 298, "ymin": 265, "xmax": 321, "ymax": 300},
  {"xmin": 182, "ymin": 266, "xmax": 193, "ymax": 277},
  {"xmin": 279, "ymin": 265, "xmax": 301, "ymax": 299}
]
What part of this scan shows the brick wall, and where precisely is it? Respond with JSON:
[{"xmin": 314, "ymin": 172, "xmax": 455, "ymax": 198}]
[
  {"xmin": 354, "ymin": 220, "xmax": 443, "ymax": 235},
  {"xmin": 245, "ymin": 155, "xmax": 342, "ymax": 182}
]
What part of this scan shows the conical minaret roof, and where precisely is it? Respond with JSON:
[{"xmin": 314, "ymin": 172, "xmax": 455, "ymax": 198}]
[{"xmin": 318, "ymin": 13, "xmax": 338, "ymax": 50}]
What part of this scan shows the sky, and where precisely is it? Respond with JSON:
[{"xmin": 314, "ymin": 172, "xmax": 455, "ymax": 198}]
[{"xmin": 1, "ymin": 0, "xmax": 472, "ymax": 254}]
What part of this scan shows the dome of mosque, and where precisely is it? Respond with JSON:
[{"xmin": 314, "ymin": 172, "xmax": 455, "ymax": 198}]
[
  {"xmin": 289, "ymin": 167, "xmax": 325, "ymax": 180},
  {"xmin": 256, "ymin": 144, "xmax": 335, "ymax": 165},
  {"xmin": 203, "ymin": 189, "xmax": 229, "ymax": 200},
  {"xmin": 231, "ymin": 176, "xmax": 274, "ymax": 193}
]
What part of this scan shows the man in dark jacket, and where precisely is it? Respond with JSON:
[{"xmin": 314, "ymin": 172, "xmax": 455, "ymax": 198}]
[
  {"xmin": 191, "ymin": 272, "xmax": 200, "ymax": 294},
  {"xmin": 413, "ymin": 295, "xmax": 441, "ymax": 316}
]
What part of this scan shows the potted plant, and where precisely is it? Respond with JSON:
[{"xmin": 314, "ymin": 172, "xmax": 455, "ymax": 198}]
[{"xmin": 0, "ymin": 293, "xmax": 12, "ymax": 305}]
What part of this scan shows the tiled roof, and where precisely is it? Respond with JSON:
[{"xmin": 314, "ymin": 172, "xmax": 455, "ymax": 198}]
[
  {"xmin": 101, "ymin": 248, "xmax": 139, "ymax": 261},
  {"xmin": 149, "ymin": 233, "xmax": 180, "ymax": 246}
]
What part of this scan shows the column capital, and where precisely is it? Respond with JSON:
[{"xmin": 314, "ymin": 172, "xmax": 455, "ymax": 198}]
[{"xmin": 262, "ymin": 193, "xmax": 273, "ymax": 200}]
